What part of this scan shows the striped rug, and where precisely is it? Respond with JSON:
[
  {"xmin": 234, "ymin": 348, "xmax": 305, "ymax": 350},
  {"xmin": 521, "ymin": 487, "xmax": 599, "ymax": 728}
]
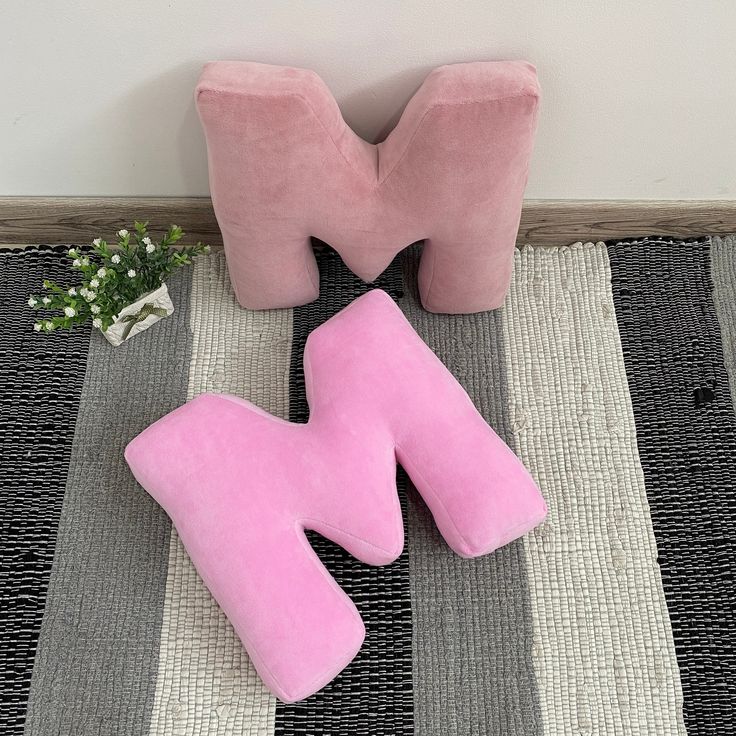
[{"xmin": 1, "ymin": 237, "xmax": 734, "ymax": 735}]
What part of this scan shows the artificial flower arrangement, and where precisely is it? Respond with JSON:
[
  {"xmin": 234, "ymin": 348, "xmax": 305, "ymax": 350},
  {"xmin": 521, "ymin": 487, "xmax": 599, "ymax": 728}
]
[{"xmin": 28, "ymin": 222, "xmax": 209, "ymax": 345}]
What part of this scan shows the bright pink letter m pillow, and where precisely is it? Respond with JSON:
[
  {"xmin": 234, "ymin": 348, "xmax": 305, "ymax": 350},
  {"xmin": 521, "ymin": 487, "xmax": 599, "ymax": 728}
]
[
  {"xmin": 196, "ymin": 61, "xmax": 540, "ymax": 314},
  {"xmin": 125, "ymin": 291, "xmax": 546, "ymax": 702}
]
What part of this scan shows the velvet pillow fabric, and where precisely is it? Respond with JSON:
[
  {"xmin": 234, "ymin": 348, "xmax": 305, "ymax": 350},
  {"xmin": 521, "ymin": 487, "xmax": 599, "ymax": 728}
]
[
  {"xmin": 125, "ymin": 290, "xmax": 547, "ymax": 702},
  {"xmin": 196, "ymin": 61, "xmax": 540, "ymax": 313}
]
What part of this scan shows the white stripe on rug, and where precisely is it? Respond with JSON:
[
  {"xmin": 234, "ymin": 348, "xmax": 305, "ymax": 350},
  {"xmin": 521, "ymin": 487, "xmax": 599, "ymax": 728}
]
[
  {"xmin": 147, "ymin": 253, "xmax": 291, "ymax": 735},
  {"xmin": 501, "ymin": 242, "xmax": 685, "ymax": 735}
]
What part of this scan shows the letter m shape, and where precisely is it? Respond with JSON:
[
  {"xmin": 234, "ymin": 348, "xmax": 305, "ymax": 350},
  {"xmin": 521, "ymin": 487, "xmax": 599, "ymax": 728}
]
[
  {"xmin": 196, "ymin": 61, "xmax": 540, "ymax": 314},
  {"xmin": 126, "ymin": 290, "xmax": 546, "ymax": 701}
]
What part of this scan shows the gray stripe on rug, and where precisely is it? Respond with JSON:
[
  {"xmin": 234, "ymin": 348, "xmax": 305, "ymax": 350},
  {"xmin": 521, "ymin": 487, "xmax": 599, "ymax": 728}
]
[
  {"xmin": 146, "ymin": 252, "xmax": 290, "ymax": 736},
  {"xmin": 711, "ymin": 236, "xmax": 736, "ymax": 413},
  {"xmin": 23, "ymin": 269, "xmax": 193, "ymax": 736},
  {"xmin": 503, "ymin": 243, "xmax": 685, "ymax": 734},
  {"xmin": 399, "ymin": 247, "xmax": 543, "ymax": 736}
]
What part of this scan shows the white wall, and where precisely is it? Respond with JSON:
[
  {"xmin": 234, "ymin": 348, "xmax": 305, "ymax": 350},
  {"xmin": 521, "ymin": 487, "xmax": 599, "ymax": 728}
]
[{"xmin": 2, "ymin": 1, "xmax": 735, "ymax": 199}]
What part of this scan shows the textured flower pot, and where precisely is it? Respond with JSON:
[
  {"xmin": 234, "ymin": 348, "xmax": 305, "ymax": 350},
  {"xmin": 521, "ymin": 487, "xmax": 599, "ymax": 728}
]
[{"xmin": 102, "ymin": 283, "xmax": 174, "ymax": 346}]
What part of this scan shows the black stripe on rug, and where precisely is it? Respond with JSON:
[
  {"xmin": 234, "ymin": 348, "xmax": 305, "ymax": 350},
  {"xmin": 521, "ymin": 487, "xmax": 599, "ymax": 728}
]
[
  {"xmin": 608, "ymin": 237, "xmax": 736, "ymax": 736},
  {"xmin": 0, "ymin": 247, "xmax": 91, "ymax": 734},
  {"xmin": 274, "ymin": 244, "xmax": 413, "ymax": 736}
]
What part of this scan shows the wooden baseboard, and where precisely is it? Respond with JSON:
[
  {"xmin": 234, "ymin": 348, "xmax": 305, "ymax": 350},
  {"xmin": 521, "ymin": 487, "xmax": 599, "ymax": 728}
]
[
  {"xmin": 517, "ymin": 199, "xmax": 735, "ymax": 244},
  {"xmin": 0, "ymin": 197, "xmax": 734, "ymax": 247}
]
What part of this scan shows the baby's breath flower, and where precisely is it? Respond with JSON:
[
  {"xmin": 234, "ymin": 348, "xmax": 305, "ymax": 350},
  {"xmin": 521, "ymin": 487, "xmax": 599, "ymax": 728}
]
[{"xmin": 29, "ymin": 224, "xmax": 207, "ymax": 338}]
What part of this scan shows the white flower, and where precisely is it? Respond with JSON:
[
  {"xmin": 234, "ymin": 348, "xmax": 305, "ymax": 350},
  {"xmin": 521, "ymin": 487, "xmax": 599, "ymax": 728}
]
[
  {"xmin": 64, "ymin": 306, "xmax": 76, "ymax": 317},
  {"xmin": 73, "ymin": 258, "xmax": 81, "ymax": 267},
  {"xmin": 67, "ymin": 287, "xmax": 77, "ymax": 296},
  {"xmin": 92, "ymin": 317, "xmax": 102, "ymax": 329},
  {"xmin": 117, "ymin": 229, "xmax": 129, "ymax": 238},
  {"xmin": 127, "ymin": 269, "xmax": 136, "ymax": 278},
  {"xmin": 90, "ymin": 304, "xmax": 101, "ymax": 314},
  {"xmin": 96, "ymin": 268, "xmax": 107, "ymax": 278},
  {"xmin": 28, "ymin": 296, "xmax": 38, "ymax": 307},
  {"xmin": 111, "ymin": 254, "xmax": 121, "ymax": 264},
  {"xmin": 84, "ymin": 291, "xmax": 96, "ymax": 301},
  {"xmin": 33, "ymin": 322, "xmax": 42, "ymax": 331},
  {"xmin": 142, "ymin": 236, "xmax": 152, "ymax": 246},
  {"xmin": 145, "ymin": 243, "xmax": 156, "ymax": 253},
  {"xmin": 92, "ymin": 238, "xmax": 102, "ymax": 247},
  {"xmin": 42, "ymin": 296, "xmax": 51, "ymax": 305},
  {"xmin": 44, "ymin": 320, "xmax": 54, "ymax": 331},
  {"xmin": 90, "ymin": 278, "xmax": 99, "ymax": 288},
  {"xmin": 68, "ymin": 248, "xmax": 78, "ymax": 257},
  {"xmin": 81, "ymin": 256, "xmax": 90, "ymax": 266}
]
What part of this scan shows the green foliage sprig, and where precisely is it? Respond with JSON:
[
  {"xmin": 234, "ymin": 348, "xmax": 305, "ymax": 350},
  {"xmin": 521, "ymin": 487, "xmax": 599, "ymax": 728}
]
[{"xmin": 28, "ymin": 222, "xmax": 209, "ymax": 333}]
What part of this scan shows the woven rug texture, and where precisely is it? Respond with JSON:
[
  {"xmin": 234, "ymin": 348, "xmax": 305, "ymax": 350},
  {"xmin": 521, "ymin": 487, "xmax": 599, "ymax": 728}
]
[{"xmin": 1, "ymin": 237, "xmax": 735, "ymax": 735}]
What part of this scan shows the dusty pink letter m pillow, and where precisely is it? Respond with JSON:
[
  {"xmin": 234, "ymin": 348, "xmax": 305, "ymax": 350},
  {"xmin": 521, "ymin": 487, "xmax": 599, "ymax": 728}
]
[
  {"xmin": 125, "ymin": 290, "xmax": 547, "ymax": 702},
  {"xmin": 196, "ymin": 61, "xmax": 540, "ymax": 314}
]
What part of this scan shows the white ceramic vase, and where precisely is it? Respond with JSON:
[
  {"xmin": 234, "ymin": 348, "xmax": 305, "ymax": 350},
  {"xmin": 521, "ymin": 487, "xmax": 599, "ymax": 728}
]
[{"xmin": 101, "ymin": 283, "xmax": 174, "ymax": 346}]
